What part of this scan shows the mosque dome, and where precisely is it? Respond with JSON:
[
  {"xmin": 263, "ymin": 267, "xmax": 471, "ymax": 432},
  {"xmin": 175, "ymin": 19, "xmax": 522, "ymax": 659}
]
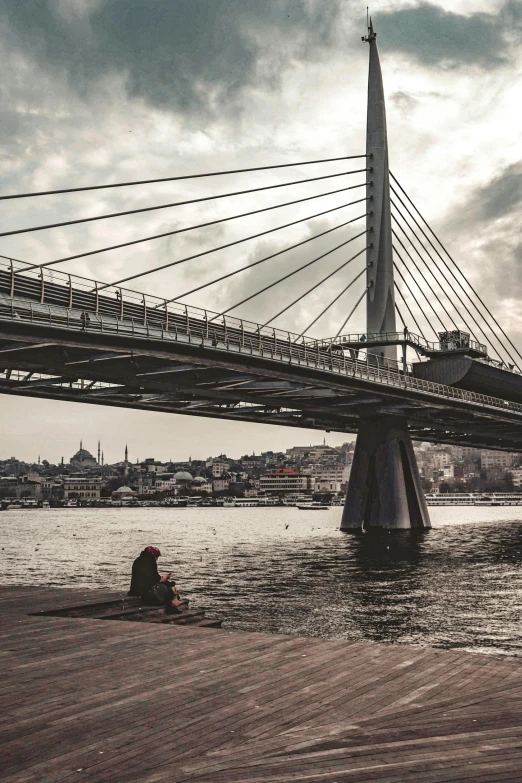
[
  {"xmin": 114, "ymin": 485, "xmax": 134, "ymax": 494},
  {"xmin": 173, "ymin": 471, "xmax": 193, "ymax": 482},
  {"xmin": 192, "ymin": 476, "xmax": 207, "ymax": 484},
  {"xmin": 70, "ymin": 446, "xmax": 97, "ymax": 465}
]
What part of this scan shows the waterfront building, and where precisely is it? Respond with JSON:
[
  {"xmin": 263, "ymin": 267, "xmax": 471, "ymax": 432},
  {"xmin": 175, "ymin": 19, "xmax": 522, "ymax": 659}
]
[
  {"xmin": 0, "ymin": 475, "xmax": 42, "ymax": 499},
  {"xmin": 259, "ymin": 468, "xmax": 311, "ymax": 495},
  {"xmin": 311, "ymin": 465, "xmax": 352, "ymax": 493},
  {"xmin": 63, "ymin": 476, "xmax": 102, "ymax": 500},
  {"xmin": 510, "ymin": 468, "xmax": 522, "ymax": 488},
  {"xmin": 191, "ymin": 477, "xmax": 212, "ymax": 493},
  {"xmin": 213, "ymin": 477, "xmax": 231, "ymax": 493},
  {"xmin": 41, "ymin": 479, "xmax": 63, "ymax": 500},
  {"xmin": 112, "ymin": 485, "xmax": 137, "ymax": 501}
]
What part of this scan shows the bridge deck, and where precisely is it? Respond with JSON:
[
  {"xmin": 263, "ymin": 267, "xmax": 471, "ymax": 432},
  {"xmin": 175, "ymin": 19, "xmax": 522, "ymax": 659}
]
[
  {"xmin": 3, "ymin": 257, "xmax": 522, "ymax": 449},
  {"xmin": 2, "ymin": 586, "xmax": 522, "ymax": 782}
]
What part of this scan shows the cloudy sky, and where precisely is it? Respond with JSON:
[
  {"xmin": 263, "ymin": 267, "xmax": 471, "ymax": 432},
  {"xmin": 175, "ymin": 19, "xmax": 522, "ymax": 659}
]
[{"xmin": 0, "ymin": 0, "xmax": 520, "ymax": 464}]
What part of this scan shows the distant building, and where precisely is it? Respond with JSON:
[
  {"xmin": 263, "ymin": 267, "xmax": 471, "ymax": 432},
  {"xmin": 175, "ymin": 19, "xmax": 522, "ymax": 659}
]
[
  {"xmin": 0, "ymin": 475, "xmax": 41, "ymax": 499},
  {"xmin": 212, "ymin": 461, "xmax": 230, "ymax": 477},
  {"xmin": 142, "ymin": 458, "xmax": 166, "ymax": 474},
  {"xmin": 192, "ymin": 477, "xmax": 212, "ymax": 493},
  {"xmin": 511, "ymin": 468, "xmax": 522, "ymax": 488},
  {"xmin": 481, "ymin": 451, "xmax": 517, "ymax": 470},
  {"xmin": 442, "ymin": 464, "xmax": 455, "ymax": 479},
  {"xmin": 311, "ymin": 466, "xmax": 351, "ymax": 493},
  {"xmin": 63, "ymin": 476, "xmax": 102, "ymax": 500},
  {"xmin": 41, "ymin": 479, "xmax": 63, "ymax": 500},
  {"xmin": 70, "ymin": 442, "xmax": 98, "ymax": 469},
  {"xmin": 173, "ymin": 471, "xmax": 193, "ymax": 484},
  {"xmin": 112, "ymin": 485, "xmax": 137, "ymax": 500},
  {"xmin": 259, "ymin": 468, "xmax": 311, "ymax": 494},
  {"xmin": 213, "ymin": 477, "xmax": 231, "ymax": 493}
]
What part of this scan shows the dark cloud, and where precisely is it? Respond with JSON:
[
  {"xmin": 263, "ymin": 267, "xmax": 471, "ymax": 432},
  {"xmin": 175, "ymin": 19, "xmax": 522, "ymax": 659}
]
[
  {"xmin": 453, "ymin": 163, "xmax": 522, "ymax": 227},
  {"xmin": 465, "ymin": 163, "xmax": 522, "ymax": 224},
  {"xmin": 442, "ymin": 162, "xmax": 522, "ymax": 301},
  {"xmin": 377, "ymin": 1, "xmax": 521, "ymax": 70},
  {"xmin": 0, "ymin": 0, "xmax": 343, "ymax": 116}
]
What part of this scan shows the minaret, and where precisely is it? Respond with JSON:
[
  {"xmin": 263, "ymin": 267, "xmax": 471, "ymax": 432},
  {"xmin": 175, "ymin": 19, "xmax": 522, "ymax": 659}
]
[
  {"xmin": 98, "ymin": 440, "xmax": 101, "ymax": 465},
  {"xmin": 364, "ymin": 18, "xmax": 396, "ymax": 362},
  {"xmin": 102, "ymin": 451, "xmax": 104, "ymax": 466},
  {"xmin": 124, "ymin": 444, "xmax": 129, "ymax": 477}
]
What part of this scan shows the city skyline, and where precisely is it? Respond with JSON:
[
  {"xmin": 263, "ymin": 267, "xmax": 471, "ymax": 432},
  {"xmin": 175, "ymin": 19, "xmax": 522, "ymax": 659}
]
[{"xmin": 0, "ymin": 417, "xmax": 354, "ymax": 466}]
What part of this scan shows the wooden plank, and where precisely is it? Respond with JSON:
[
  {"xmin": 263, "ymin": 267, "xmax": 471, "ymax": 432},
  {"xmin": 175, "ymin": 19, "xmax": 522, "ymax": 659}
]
[{"xmin": 2, "ymin": 587, "xmax": 522, "ymax": 783}]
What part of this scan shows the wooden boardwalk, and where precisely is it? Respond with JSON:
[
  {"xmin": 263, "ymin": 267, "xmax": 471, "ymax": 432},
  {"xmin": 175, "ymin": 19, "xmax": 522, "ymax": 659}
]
[{"xmin": 2, "ymin": 587, "xmax": 522, "ymax": 782}]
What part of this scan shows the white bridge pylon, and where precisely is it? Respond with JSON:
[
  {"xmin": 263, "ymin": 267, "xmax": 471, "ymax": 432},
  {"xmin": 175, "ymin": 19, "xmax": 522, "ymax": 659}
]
[{"xmin": 341, "ymin": 20, "xmax": 430, "ymax": 532}]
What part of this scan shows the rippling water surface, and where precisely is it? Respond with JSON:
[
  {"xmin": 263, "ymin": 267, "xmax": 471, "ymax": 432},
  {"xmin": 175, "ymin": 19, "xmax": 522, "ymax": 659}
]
[{"xmin": 2, "ymin": 506, "xmax": 522, "ymax": 655}]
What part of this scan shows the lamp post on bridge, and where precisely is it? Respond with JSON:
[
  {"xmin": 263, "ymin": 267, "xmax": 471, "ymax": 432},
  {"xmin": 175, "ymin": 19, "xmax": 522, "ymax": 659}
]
[{"xmin": 340, "ymin": 19, "xmax": 431, "ymax": 532}]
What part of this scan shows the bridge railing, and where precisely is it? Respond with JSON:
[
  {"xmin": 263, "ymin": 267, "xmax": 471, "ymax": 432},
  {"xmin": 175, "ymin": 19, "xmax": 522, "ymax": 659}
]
[
  {"xmin": 315, "ymin": 330, "xmax": 488, "ymax": 356},
  {"xmin": 2, "ymin": 256, "xmax": 522, "ymax": 417},
  {"xmin": 2, "ymin": 283, "xmax": 522, "ymax": 421},
  {"xmin": 0, "ymin": 255, "xmax": 325, "ymax": 349}
]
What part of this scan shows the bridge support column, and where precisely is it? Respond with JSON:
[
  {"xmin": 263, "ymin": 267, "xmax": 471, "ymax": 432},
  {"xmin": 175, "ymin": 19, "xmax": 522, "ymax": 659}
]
[{"xmin": 341, "ymin": 415, "xmax": 430, "ymax": 531}]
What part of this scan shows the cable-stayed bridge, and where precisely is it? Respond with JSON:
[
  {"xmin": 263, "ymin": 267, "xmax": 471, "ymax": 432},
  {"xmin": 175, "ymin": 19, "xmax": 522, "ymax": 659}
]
[{"xmin": 1, "ymin": 20, "xmax": 520, "ymax": 531}]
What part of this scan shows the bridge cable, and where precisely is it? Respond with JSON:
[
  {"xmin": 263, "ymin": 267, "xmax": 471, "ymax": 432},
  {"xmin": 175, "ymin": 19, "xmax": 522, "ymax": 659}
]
[
  {"xmin": 0, "ymin": 170, "xmax": 369, "ymax": 239},
  {"xmin": 0, "ymin": 155, "xmax": 369, "ymax": 201},
  {"xmin": 392, "ymin": 230, "xmax": 454, "ymax": 331},
  {"xmin": 392, "ymin": 201, "xmax": 478, "ymax": 333},
  {"xmin": 299, "ymin": 269, "xmax": 368, "ymax": 338},
  {"xmin": 150, "ymin": 213, "xmax": 369, "ymax": 307},
  {"xmin": 333, "ymin": 284, "xmax": 371, "ymax": 340},
  {"xmin": 390, "ymin": 177, "xmax": 521, "ymax": 370},
  {"xmin": 393, "ymin": 300, "xmax": 407, "ymax": 330},
  {"xmin": 211, "ymin": 237, "xmax": 368, "ymax": 322},
  {"xmin": 393, "ymin": 280, "xmax": 427, "ymax": 340},
  {"xmin": 263, "ymin": 255, "xmax": 370, "ymax": 327},
  {"xmin": 393, "ymin": 200, "xmax": 510, "ymax": 367},
  {"xmin": 17, "ymin": 191, "xmax": 370, "ymax": 274},
  {"xmin": 391, "ymin": 171, "xmax": 522, "ymax": 365},
  {"xmin": 392, "ymin": 247, "xmax": 445, "ymax": 336},
  {"xmin": 392, "ymin": 298, "xmax": 425, "ymax": 364},
  {"xmin": 104, "ymin": 208, "xmax": 368, "ymax": 292},
  {"xmin": 392, "ymin": 193, "xmax": 511, "ymax": 366}
]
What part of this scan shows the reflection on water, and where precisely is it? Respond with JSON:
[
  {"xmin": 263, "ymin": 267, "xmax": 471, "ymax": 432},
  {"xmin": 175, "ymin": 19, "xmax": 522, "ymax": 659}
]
[{"xmin": 2, "ymin": 506, "xmax": 522, "ymax": 655}]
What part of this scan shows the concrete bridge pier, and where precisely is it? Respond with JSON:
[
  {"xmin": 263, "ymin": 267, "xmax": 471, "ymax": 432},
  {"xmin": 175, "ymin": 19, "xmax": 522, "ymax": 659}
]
[{"xmin": 341, "ymin": 415, "xmax": 431, "ymax": 531}]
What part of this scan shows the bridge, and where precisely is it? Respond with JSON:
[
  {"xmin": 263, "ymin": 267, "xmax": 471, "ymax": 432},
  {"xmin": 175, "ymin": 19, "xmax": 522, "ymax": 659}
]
[{"xmin": 1, "ymin": 20, "xmax": 521, "ymax": 531}]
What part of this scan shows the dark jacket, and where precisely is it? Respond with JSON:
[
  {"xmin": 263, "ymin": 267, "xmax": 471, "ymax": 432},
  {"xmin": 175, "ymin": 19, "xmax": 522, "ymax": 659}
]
[{"xmin": 128, "ymin": 551, "xmax": 161, "ymax": 597}]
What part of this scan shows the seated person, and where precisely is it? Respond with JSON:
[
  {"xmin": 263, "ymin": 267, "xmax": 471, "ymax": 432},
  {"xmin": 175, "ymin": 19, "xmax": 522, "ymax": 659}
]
[{"xmin": 128, "ymin": 546, "xmax": 187, "ymax": 613}]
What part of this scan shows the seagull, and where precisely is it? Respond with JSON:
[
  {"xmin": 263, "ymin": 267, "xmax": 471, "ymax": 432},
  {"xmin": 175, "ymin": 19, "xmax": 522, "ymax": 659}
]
[{"xmin": 285, "ymin": 524, "xmax": 289, "ymax": 529}]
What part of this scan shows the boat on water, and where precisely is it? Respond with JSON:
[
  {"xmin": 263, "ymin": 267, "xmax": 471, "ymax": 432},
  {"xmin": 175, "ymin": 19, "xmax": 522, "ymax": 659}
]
[{"xmin": 297, "ymin": 502, "xmax": 329, "ymax": 510}]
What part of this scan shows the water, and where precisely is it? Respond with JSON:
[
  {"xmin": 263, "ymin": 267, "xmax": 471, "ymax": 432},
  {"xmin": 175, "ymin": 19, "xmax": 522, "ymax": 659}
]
[{"xmin": 2, "ymin": 506, "xmax": 522, "ymax": 655}]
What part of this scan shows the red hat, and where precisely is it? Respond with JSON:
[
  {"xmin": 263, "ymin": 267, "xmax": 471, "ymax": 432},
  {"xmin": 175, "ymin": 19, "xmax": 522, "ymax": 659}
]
[{"xmin": 144, "ymin": 546, "xmax": 161, "ymax": 557}]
